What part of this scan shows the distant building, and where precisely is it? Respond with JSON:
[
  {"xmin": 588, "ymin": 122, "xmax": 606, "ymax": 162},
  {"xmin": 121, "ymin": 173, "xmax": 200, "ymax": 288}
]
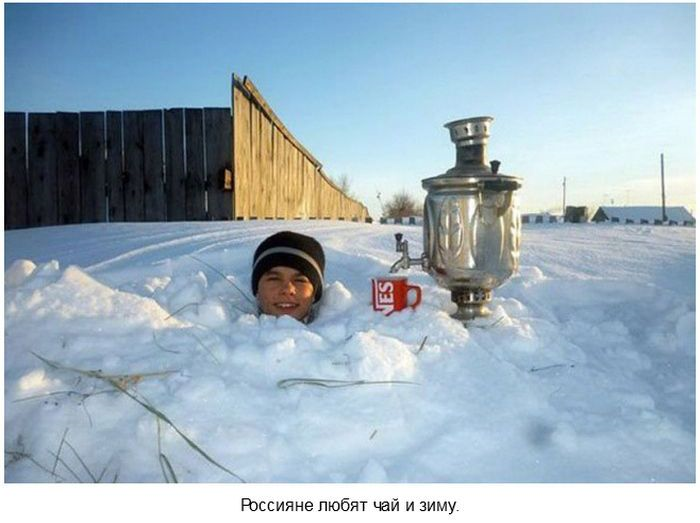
[
  {"xmin": 521, "ymin": 212, "xmax": 561, "ymax": 224},
  {"xmin": 591, "ymin": 206, "xmax": 695, "ymax": 226},
  {"xmin": 564, "ymin": 206, "xmax": 589, "ymax": 223},
  {"xmin": 379, "ymin": 215, "xmax": 423, "ymax": 225}
]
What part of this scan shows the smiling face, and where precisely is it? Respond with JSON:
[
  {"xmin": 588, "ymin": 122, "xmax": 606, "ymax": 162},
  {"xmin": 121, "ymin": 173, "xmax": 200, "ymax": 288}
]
[{"xmin": 256, "ymin": 266, "xmax": 315, "ymax": 321}]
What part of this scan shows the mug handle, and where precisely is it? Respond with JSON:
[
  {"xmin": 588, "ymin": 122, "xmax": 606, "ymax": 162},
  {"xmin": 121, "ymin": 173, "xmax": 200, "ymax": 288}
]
[{"xmin": 407, "ymin": 284, "xmax": 422, "ymax": 309}]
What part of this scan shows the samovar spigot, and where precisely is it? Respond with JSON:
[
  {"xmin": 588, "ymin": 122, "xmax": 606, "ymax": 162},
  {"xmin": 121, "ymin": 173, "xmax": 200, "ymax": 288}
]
[{"xmin": 390, "ymin": 233, "xmax": 429, "ymax": 273}]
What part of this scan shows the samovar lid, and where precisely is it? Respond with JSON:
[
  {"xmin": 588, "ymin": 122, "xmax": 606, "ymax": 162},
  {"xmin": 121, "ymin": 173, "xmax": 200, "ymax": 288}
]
[{"xmin": 421, "ymin": 173, "xmax": 522, "ymax": 191}]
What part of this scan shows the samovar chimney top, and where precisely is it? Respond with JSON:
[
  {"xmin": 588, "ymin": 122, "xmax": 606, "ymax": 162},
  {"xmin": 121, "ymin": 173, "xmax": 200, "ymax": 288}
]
[
  {"xmin": 444, "ymin": 116, "xmax": 493, "ymax": 146},
  {"xmin": 443, "ymin": 116, "xmax": 495, "ymax": 174}
]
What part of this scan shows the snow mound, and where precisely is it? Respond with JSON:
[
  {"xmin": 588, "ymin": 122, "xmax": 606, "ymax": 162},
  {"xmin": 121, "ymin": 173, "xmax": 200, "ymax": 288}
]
[
  {"xmin": 320, "ymin": 280, "xmax": 354, "ymax": 313},
  {"xmin": 346, "ymin": 330, "xmax": 417, "ymax": 381},
  {"xmin": 5, "ymin": 259, "xmax": 37, "ymax": 287},
  {"xmin": 6, "ymin": 263, "xmax": 180, "ymax": 331}
]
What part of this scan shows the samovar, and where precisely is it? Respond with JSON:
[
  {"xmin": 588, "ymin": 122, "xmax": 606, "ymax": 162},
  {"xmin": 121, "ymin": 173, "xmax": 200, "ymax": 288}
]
[{"xmin": 390, "ymin": 116, "xmax": 522, "ymax": 323}]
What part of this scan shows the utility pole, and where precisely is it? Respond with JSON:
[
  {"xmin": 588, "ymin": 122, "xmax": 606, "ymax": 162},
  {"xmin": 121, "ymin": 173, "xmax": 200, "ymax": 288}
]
[
  {"xmin": 562, "ymin": 176, "xmax": 566, "ymax": 216},
  {"xmin": 660, "ymin": 153, "xmax": 667, "ymax": 222}
]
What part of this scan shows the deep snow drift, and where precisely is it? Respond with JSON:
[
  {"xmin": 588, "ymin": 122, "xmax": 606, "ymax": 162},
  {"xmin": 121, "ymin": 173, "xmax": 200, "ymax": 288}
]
[{"xmin": 3, "ymin": 221, "xmax": 695, "ymax": 482}]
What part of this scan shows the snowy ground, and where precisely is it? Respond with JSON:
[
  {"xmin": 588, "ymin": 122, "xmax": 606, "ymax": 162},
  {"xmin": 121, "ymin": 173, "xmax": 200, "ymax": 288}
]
[{"xmin": 3, "ymin": 221, "xmax": 695, "ymax": 482}]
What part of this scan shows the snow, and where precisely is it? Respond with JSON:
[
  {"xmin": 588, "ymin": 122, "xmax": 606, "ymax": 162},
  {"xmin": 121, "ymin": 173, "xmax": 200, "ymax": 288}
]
[{"xmin": 3, "ymin": 220, "xmax": 695, "ymax": 483}]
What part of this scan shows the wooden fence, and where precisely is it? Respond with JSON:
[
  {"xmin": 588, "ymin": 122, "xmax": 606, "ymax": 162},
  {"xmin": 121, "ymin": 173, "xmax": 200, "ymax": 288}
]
[
  {"xmin": 5, "ymin": 74, "xmax": 370, "ymax": 230},
  {"xmin": 4, "ymin": 108, "xmax": 233, "ymax": 229},
  {"xmin": 232, "ymin": 75, "xmax": 369, "ymax": 221}
]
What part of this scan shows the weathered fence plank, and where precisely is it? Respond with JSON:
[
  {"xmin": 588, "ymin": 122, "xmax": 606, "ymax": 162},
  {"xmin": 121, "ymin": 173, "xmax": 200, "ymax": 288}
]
[
  {"xmin": 233, "ymin": 87, "xmax": 252, "ymax": 219},
  {"xmin": 27, "ymin": 113, "xmax": 58, "ymax": 227},
  {"xmin": 297, "ymin": 154, "xmax": 305, "ymax": 218},
  {"xmin": 106, "ymin": 111, "xmax": 125, "ymax": 221},
  {"xmin": 320, "ymin": 173, "xmax": 329, "ymax": 217},
  {"xmin": 185, "ymin": 108, "xmax": 206, "ymax": 220},
  {"xmin": 282, "ymin": 135, "xmax": 293, "ymax": 218},
  {"xmin": 258, "ymin": 113, "xmax": 274, "ymax": 219},
  {"xmin": 250, "ymin": 104, "xmax": 264, "ymax": 219},
  {"xmin": 123, "ymin": 111, "xmax": 145, "ymax": 221},
  {"xmin": 143, "ymin": 110, "xmax": 166, "ymax": 221},
  {"xmin": 272, "ymin": 126, "xmax": 285, "ymax": 219},
  {"xmin": 302, "ymin": 158, "xmax": 314, "ymax": 218},
  {"xmin": 314, "ymin": 167, "xmax": 323, "ymax": 218},
  {"xmin": 292, "ymin": 147, "xmax": 303, "ymax": 218},
  {"xmin": 55, "ymin": 112, "xmax": 80, "ymax": 224},
  {"xmin": 323, "ymin": 175, "xmax": 334, "ymax": 218},
  {"xmin": 164, "ymin": 108, "xmax": 186, "ymax": 221},
  {"xmin": 296, "ymin": 148, "xmax": 305, "ymax": 217},
  {"xmin": 4, "ymin": 113, "xmax": 28, "ymax": 229},
  {"xmin": 204, "ymin": 108, "xmax": 233, "ymax": 220},
  {"xmin": 80, "ymin": 112, "xmax": 106, "ymax": 223},
  {"xmin": 289, "ymin": 147, "xmax": 298, "ymax": 218},
  {"xmin": 304, "ymin": 159, "xmax": 314, "ymax": 218}
]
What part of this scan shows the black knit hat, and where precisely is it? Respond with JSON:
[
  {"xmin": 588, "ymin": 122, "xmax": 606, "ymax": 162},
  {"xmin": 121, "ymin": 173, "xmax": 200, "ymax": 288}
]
[{"xmin": 251, "ymin": 231, "xmax": 326, "ymax": 302}]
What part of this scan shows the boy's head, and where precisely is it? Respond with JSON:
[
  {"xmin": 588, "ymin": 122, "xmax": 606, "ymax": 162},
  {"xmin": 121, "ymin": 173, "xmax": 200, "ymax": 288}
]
[{"xmin": 251, "ymin": 231, "xmax": 325, "ymax": 320}]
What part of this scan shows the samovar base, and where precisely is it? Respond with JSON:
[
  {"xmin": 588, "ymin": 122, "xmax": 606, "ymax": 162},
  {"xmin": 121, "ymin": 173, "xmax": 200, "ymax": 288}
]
[{"xmin": 450, "ymin": 288, "xmax": 492, "ymax": 324}]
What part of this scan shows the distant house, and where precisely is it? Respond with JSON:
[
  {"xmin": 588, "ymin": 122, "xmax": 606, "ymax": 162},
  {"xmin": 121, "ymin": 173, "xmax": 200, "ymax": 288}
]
[
  {"xmin": 591, "ymin": 206, "xmax": 695, "ymax": 226},
  {"xmin": 564, "ymin": 206, "xmax": 589, "ymax": 223},
  {"xmin": 521, "ymin": 212, "xmax": 560, "ymax": 224},
  {"xmin": 379, "ymin": 215, "xmax": 423, "ymax": 225}
]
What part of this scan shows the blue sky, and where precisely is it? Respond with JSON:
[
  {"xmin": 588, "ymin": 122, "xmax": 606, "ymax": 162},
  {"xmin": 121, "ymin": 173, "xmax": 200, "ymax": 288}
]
[{"xmin": 4, "ymin": 2, "xmax": 696, "ymax": 217}]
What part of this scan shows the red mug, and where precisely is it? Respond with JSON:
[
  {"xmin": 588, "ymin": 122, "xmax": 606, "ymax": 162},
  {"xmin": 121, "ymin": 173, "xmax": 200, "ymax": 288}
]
[{"xmin": 371, "ymin": 277, "xmax": 422, "ymax": 315}]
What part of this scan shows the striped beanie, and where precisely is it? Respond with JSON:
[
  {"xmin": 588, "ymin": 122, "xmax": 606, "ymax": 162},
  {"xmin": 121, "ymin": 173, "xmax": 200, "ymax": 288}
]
[{"xmin": 251, "ymin": 231, "xmax": 326, "ymax": 303}]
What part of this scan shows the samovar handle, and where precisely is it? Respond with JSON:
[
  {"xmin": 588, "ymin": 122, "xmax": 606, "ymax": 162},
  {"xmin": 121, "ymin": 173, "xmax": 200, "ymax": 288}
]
[{"xmin": 497, "ymin": 191, "xmax": 513, "ymax": 217}]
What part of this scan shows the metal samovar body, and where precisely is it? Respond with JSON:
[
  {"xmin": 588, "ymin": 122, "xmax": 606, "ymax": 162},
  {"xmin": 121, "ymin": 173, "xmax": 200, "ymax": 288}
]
[{"xmin": 391, "ymin": 116, "xmax": 522, "ymax": 323}]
